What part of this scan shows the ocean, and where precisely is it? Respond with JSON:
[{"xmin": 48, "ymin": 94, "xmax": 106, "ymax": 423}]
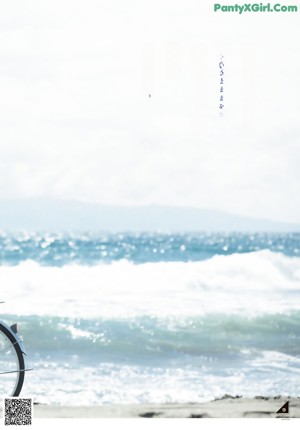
[{"xmin": 0, "ymin": 231, "xmax": 299, "ymax": 405}]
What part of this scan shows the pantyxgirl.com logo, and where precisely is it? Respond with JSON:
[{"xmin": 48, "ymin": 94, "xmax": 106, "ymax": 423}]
[{"xmin": 214, "ymin": 3, "xmax": 298, "ymax": 13}]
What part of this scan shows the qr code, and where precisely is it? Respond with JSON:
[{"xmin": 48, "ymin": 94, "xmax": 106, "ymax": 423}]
[{"xmin": 4, "ymin": 399, "xmax": 32, "ymax": 426}]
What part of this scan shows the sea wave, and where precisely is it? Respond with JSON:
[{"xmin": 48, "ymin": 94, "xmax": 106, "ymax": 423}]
[
  {"xmin": 2, "ymin": 250, "xmax": 299, "ymax": 405},
  {"xmin": 17, "ymin": 310, "xmax": 300, "ymax": 405},
  {"xmin": 1, "ymin": 250, "xmax": 299, "ymax": 319},
  {"xmin": 8, "ymin": 310, "xmax": 300, "ymax": 359}
]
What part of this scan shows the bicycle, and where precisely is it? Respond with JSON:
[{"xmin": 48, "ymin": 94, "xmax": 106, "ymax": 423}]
[{"xmin": 0, "ymin": 306, "xmax": 28, "ymax": 397}]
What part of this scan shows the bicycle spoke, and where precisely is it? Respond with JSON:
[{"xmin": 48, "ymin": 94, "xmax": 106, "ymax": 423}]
[{"xmin": 0, "ymin": 340, "xmax": 20, "ymax": 354}]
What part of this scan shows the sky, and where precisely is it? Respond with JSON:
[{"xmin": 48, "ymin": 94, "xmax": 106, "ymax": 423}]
[{"xmin": 0, "ymin": 0, "xmax": 299, "ymax": 223}]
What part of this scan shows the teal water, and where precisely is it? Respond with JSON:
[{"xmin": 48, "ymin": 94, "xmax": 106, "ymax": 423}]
[
  {"xmin": 0, "ymin": 232, "xmax": 299, "ymax": 404},
  {"xmin": 0, "ymin": 231, "xmax": 299, "ymax": 265}
]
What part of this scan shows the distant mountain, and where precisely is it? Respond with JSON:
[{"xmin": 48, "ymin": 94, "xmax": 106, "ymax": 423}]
[{"xmin": 0, "ymin": 199, "xmax": 299, "ymax": 232}]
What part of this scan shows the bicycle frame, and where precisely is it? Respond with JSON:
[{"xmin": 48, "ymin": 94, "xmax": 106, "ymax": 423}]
[
  {"xmin": 0, "ymin": 302, "xmax": 33, "ymax": 397},
  {"xmin": 0, "ymin": 320, "xmax": 26, "ymax": 356}
]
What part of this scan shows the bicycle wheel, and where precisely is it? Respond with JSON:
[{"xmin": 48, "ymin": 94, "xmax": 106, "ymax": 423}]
[{"xmin": 0, "ymin": 323, "xmax": 25, "ymax": 397}]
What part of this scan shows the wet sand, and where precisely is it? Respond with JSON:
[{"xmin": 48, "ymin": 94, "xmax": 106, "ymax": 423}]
[{"xmin": 26, "ymin": 396, "xmax": 300, "ymax": 418}]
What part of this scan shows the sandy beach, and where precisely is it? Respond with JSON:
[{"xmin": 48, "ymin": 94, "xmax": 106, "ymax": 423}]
[{"xmin": 1, "ymin": 396, "xmax": 297, "ymax": 419}]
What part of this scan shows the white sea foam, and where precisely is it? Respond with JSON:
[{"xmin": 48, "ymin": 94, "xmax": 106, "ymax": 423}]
[
  {"xmin": 21, "ymin": 358, "xmax": 300, "ymax": 406},
  {"xmin": 1, "ymin": 250, "xmax": 299, "ymax": 319}
]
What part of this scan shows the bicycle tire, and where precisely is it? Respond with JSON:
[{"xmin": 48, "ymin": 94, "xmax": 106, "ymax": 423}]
[{"xmin": 0, "ymin": 323, "xmax": 25, "ymax": 397}]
